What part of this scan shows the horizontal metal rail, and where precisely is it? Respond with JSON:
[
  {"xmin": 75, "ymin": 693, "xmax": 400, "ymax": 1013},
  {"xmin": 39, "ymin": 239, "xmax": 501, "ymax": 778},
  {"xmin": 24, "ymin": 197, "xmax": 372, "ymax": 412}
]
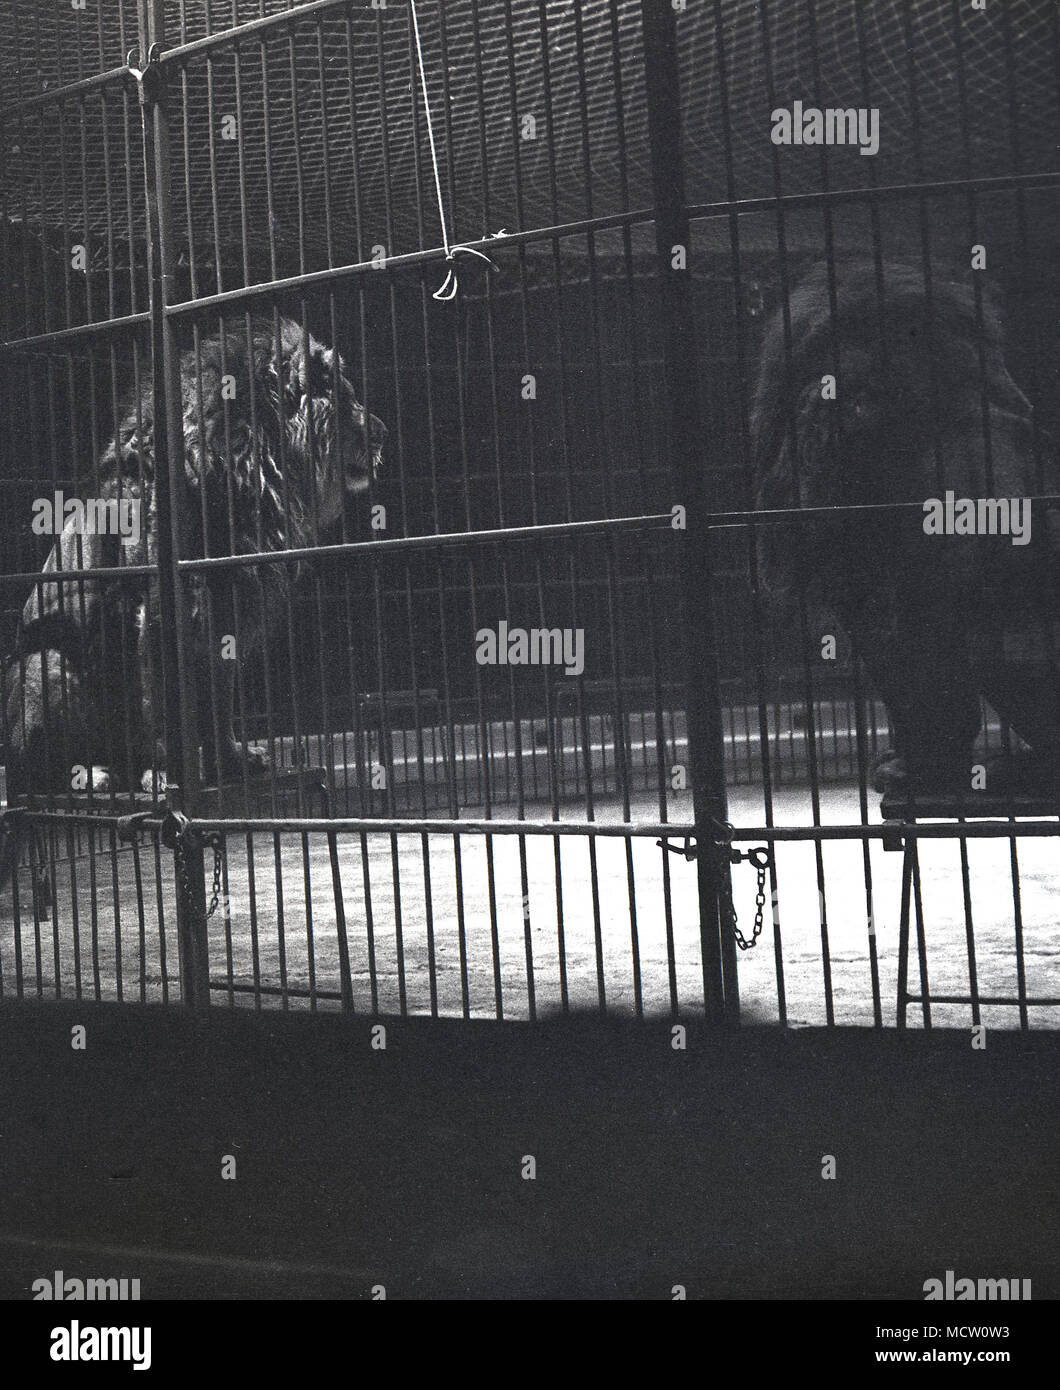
[
  {"xmin": 161, "ymin": 211, "xmax": 658, "ymax": 319},
  {"xmin": 906, "ymin": 993, "xmax": 1060, "ymax": 1007},
  {"xmin": 4, "ymin": 486, "xmax": 1056, "ymax": 588},
  {"xmin": 0, "ymin": 563, "xmax": 157, "ymax": 592},
  {"xmin": 11, "ymin": 809, "xmax": 698, "ymax": 837},
  {"xmin": 0, "ymin": 0, "xmax": 361, "ymax": 120},
  {"xmin": 177, "ymin": 512, "xmax": 675, "ymax": 575},
  {"xmin": 0, "ymin": 311, "xmax": 153, "ymax": 359},
  {"xmin": 708, "ymin": 494, "xmax": 1060, "ymax": 528},
  {"xmin": 0, "ymin": 63, "xmax": 136, "ymax": 120},
  {"xmin": 0, "ymin": 516, "xmax": 670, "ymax": 594},
  {"xmin": 160, "ymin": 0, "xmax": 364, "ymax": 66},
  {"xmin": 9, "ymin": 809, "xmax": 1060, "ymax": 841},
  {"xmin": 159, "ymin": 174, "xmax": 1060, "ymax": 319},
  {"xmin": 723, "ymin": 821, "xmax": 1060, "ymax": 841},
  {"xmin": 687, "ymin": 169, "xmax": 1060, "ymax": 222}
]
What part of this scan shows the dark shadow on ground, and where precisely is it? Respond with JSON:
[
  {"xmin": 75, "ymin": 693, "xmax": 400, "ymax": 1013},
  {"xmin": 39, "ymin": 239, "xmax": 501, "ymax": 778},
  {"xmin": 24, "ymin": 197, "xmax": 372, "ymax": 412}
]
[{"xmin": 0, "ymin": 1003, "xmax": 1057, "ymax": 1299}]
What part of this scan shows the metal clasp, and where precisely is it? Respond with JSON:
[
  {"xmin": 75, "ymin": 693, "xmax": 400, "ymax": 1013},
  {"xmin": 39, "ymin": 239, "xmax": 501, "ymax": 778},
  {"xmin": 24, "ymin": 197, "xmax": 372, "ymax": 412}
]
[
  {"xmin": 656, "ymin": 835, "xmax": 699, "ymax": 861},
  {"xmin": 127, "ymin": 44, "xmax": 164, "ymax": 105}
]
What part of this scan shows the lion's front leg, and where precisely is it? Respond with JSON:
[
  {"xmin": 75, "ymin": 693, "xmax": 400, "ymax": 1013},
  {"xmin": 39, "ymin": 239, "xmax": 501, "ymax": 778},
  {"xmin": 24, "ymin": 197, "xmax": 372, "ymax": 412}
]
[
  {"xmin": 841, "ymin": 588, "xmax": 982, "ymax": 793},
  {"xmin": 199, "ymin": 581, "xmax": 270, "ymax": 784},
  {"xmin": 136, "ymin": 596, "xmax": 170, "ymax": 795}
]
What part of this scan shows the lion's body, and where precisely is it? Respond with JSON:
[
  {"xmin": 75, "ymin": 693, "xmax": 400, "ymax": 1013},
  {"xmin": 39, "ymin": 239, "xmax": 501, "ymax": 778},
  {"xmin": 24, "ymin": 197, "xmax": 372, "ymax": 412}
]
[
  {"xmin": 751, "ymin": 260, "xmax": 1060, "ymax": 792},
  {"xmin": 2, "ymin": 316, "xmax": 384, "ymax": 806}
]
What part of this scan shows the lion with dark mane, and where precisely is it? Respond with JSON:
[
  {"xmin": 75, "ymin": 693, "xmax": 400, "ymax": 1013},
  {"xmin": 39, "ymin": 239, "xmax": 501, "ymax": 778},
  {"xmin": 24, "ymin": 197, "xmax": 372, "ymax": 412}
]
[
  {"xmin": 751, "ymin": 259, "xmax": 1060, "ymax": 794},
  {"xmin": 3, "ymin": 316, "xmax": 385, "ymax": 809}
]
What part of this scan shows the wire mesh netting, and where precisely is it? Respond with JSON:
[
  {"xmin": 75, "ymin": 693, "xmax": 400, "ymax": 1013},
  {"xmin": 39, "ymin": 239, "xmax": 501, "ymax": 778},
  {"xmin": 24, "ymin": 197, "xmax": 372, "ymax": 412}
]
[{"xmin": 3, "ymin": 1, "xmax": 1057, "ymax": 266}]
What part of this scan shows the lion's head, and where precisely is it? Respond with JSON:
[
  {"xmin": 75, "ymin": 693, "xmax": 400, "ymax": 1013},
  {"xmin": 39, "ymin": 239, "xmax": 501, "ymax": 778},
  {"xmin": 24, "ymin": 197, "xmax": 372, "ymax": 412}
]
[
  {"xmin": 267, "ymin": 316, "xmax": 386, "ymax": 532},
  {"xmin": 105, "ymin": 315, "xmax": 386, "ymax": 556},
  {"xmin": 750, "ymin": 259, "xmax": 1036, "ymax": 598}
]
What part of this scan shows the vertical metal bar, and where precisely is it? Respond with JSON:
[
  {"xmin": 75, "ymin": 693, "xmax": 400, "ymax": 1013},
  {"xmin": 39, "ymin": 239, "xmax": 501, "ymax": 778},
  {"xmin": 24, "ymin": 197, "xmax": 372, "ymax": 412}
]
[
  {"xmin": 956, "ymin": 828, "xmax": 981, "ymax": 1026},
  {"xmin": 358, "ymin": 828, "xmax": 378, "ymax": 1014},
  {"xmin": 142, "ymin": 0, "xmax": 209, "ymax": 1008},
  {"xmin": 272, "ymin": 830, "xmax": 289, "ymax": 1008},
  {"xmin": 301, "ymin": 829, "xmax": 317, "ymax": 1011},
  {"xmin": 641, "ymin": 528, "xmax": 680, "ymax": 1015},
  {"xmin": 130, "ymin": 836, "xmax": 147, "ymax": 1004},
  {"xmin": 400, "ymin": 12, "xmax": 468, "ymax": 974},
  {"xmin": 88, "ymin": 835, "xmax": 101, "ymax": 1000},
  {"xmin": 536, "ymin": 10, "xmax": 585, "ymax": 1007},
  {"xmin": 28, "ymin": 830, "xmax": 44, "ymax": 997},
  {"xmin": 326, "ymin": 829, "xmax": 354, "ymax": 1012},
  {"xmin": 896, "ymin": 841, "xmax": 913, "ymax": 1029},
  {"xmin": 640, "ymin": 0, "xmax": 734, "ymax": 1023},
  {"xmin": 604, "ymin": 536, "xmax": 642, "ymax": 1015},
  {"xmin": 794, "ymin": 0, "xmax": 841, "ymax": 1026},
  {"xmin": 220, "ymin": 836, "xmax": 235, "ymax": 1003},
  {"xmin": 911, "ymin": 849, "xmax": 932, "ymax": 1029},
  {"xmin": 66, "ymin": 822, "xmax": 82, "ymax": 998},
  {"xmin": 389, "ymin": 830, "xmax": 407, "ymax": 1016},
  {"xmin": 109, "ymin": 827, "xmax": 123, "ymax": 1002},
  {"xmin": 1008, "ymin": 834, "xmax": 1028, "ymax": 1030},
  {"xmin": 152, "ymin": 832, "xmax": 169, "ymax": 1004},
  {"xmin": 243, "ymin": 835, "xmax": 261, "ymax": 1006}
]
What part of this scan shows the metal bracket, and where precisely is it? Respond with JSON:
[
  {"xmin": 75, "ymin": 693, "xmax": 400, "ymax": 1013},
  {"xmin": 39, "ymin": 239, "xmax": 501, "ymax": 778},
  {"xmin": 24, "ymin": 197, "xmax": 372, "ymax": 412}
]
[
  {"xmin": 882, "ymin": 820, "xmax": 905, "ymax": 852},
  {"xmin": 159, "ymin": 809, "xmax": 224, "ymax": 854},
  {"xmin": 127, "ymin": 44, "xmax": 164, "ymax": 105},
  {"xmin": 159, "ymin": 807, "xmax": 192, "ymax": 851},
  {"xmin": 116, "ymin": 810, "xmax": 156, "ymax": 845},
  {"xmin": 656, "ymin": 826, "xmax": 771, "ymax": 871},
  {"xmin": 656, "ymin": 835, "xmax": 699, "ymax": 861}
]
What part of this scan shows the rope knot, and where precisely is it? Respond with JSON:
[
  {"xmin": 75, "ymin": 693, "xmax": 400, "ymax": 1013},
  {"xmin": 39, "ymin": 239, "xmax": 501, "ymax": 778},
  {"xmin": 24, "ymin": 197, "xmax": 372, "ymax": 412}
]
[
  {"xmin": 410, "ymin": 1, "xmax": 506, "ymax": 304},
  {"xmin": 433, "ymin": 244, "xmax": 501, "ymax": 302}
]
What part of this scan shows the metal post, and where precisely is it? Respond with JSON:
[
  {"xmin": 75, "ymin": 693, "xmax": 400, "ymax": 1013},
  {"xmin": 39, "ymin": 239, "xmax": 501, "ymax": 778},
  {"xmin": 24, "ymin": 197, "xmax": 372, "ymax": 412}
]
[
  {"xmin": 640, "ymin": 0, "xmax": 739, "ymax": 1023},
  {"xmin": 139, "ymin": 1, "xmax": 209, "ymax": 1008}
]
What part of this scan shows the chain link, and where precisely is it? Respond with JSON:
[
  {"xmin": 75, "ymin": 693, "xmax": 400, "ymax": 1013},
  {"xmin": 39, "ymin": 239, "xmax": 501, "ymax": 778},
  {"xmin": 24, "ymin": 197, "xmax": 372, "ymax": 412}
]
[
  {"xmin": 168, "ymin": 817, "xmax": 225, "ymax": 923},
  {"xmin": 206, "ymin": 837, "xmax": 224, "ymax": 919},
  {"xmin": 711, "ymin": 821, "xmax": 770, "ymax": 951},
  {"xmin": 726, "ymin": 846, "xmax": 769, "ymax": 951},
  {"xmin": 657, "ymin": 824, "xmax": 772, "ymax": 951}
]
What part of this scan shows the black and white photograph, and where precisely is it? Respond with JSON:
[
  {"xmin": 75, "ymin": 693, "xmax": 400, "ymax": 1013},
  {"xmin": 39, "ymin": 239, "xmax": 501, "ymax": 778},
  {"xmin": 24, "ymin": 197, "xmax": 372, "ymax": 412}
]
[{"xmin": 0, "ymin": 0, "xmax": 1058, "ymax": 1347}]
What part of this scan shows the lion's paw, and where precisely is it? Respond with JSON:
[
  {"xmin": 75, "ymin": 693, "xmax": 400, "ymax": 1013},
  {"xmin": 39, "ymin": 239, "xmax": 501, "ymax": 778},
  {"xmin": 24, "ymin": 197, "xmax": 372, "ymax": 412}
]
[
  {"xmin": 242, "ymin": 744, "xmax": 271, "ymax": 775},
  {"xmin": 870, "ymin": 751, "xmax": 906, "ymax": 795}
]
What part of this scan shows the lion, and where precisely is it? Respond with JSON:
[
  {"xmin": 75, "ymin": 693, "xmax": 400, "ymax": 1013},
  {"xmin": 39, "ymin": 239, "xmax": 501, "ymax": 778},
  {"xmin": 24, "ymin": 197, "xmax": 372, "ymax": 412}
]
[
  {"xmin": 2, "ymin": 315, "xmax": 385, "ymax": 810},
  {"xmin": 751, "ymin": 259, "xmax": 1060, "ymax": 795}
]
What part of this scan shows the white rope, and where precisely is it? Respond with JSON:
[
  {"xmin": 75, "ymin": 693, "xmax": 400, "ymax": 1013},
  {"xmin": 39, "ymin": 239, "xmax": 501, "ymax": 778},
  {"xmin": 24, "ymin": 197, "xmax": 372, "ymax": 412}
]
[
  {"xmin": 409, "ymin": 0, "xmax": 451, "ymax": 259},
  {"xmin": 409, "ymin": 0, "xmax": 500, "ymax": 302}
]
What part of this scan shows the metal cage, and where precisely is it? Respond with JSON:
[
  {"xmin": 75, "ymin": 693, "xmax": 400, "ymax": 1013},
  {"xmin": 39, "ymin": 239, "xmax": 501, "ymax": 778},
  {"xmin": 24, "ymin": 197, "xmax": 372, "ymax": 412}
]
[{"xmin": 1, "ymin": 0, "xmax": 1058, "ymax": 1028}]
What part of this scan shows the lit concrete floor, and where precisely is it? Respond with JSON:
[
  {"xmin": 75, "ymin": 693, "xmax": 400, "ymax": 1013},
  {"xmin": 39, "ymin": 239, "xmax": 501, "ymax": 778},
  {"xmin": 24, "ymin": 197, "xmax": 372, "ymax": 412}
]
[{"xmin": 2, "ymin": 784, "xmax": 1058, "ymax": 1027}]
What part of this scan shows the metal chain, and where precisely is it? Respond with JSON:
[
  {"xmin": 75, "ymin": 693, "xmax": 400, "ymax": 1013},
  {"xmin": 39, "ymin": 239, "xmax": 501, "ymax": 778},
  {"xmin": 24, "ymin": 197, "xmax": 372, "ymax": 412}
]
[
  {"xmin": 726, "ymin": 846, "xmax": 769, "ymax": 952},
  {"xmin": 176, "ymin": 835, "xmax": 223, "ymax": 921},
  {"xmin": 657, "ymin": 823, "xmax": 772, "ymax": 951},
  {"xmin": 712, "ymin": 820, "xmax": 771, "ymax": 951},
  {"xmin": 165, "ymin": 814, "xmax": 225, "ymax": 923},
  {"xmin": 206, "ymin": 837, "xmax": 224, "ymax": 920}
]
